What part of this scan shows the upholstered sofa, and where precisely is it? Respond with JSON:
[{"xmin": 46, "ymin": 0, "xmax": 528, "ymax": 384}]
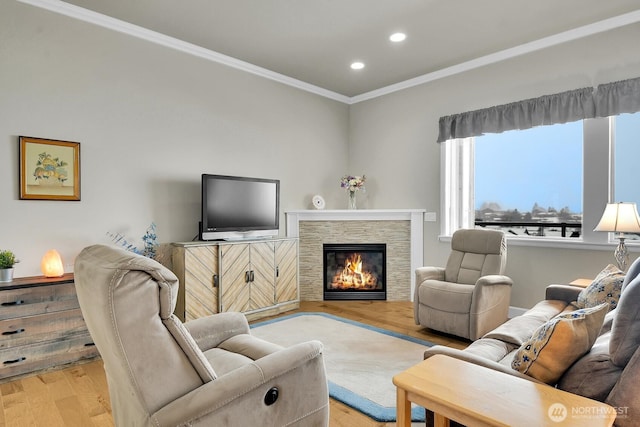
[{"xmin": 423, "ymin": 258, "xmax": 640, "ymax": 426}]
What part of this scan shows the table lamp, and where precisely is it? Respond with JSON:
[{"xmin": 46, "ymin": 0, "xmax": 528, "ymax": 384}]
[
  {"xmin": 41, "ymin": 249, "xmax": 64, "ymax": 277},
  {"xmin": 594, "ymin": 202, "xmax": 640, "ymax": 271}
]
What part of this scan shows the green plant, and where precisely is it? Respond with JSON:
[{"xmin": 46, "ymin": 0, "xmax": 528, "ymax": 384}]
[{"xmin": 0, "ymin": 250, "xmax": 18, "ymax": 269}]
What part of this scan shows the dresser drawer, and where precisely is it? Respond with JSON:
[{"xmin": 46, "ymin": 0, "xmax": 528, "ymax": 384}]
[
  {"xmin": 0, "ymin": 283, "xmax": 80, "ymax": 320},
  {"xmin": 0, "ymin": 308, "xmax": 90, "ymax": 349},
  {"xmin": 0, "ymin": 332, "xmax": 98, "ymax": 379},
  {"xmin": 0, "ymin": 275, "xmax": 100, "ymax": 381}
]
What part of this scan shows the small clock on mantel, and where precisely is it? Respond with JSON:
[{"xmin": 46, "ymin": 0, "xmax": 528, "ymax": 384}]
[{"xmin": 312, "ymin": 195, "xmax": 325, "ymax": 210}]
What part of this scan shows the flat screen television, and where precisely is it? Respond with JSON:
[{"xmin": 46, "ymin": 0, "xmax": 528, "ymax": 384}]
[{"xmin": 200, "ymin": 174, "xmax": 280, "ymax": 241}]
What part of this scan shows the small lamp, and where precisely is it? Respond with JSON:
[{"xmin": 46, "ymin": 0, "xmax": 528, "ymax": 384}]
[
  {"xmin": 41, "ymin": 249, "xmax": 64, "ymax": 277},
  {"xmin": 594, "ymin": 202, "xmax": 640, "ymax": 271}
]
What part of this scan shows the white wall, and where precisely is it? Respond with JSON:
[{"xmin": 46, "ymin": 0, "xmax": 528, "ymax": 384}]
[
  {"xmin": 349, "ymin": 22, "xmax": 640, "ymax": 308},
  {"xmin": 0, "ymin": 2, "xmax": 349, "ymax": 276}
]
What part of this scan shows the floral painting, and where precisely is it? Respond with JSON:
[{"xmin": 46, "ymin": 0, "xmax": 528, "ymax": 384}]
[
  {"xmin": 33, "ymin": 152, "xmax": 70, "ymax": 185},
  {"xmin": 19, "ymin": 136, "xmax": 81, "ymax": 201}
]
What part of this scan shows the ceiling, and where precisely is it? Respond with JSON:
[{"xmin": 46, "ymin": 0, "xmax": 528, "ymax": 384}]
[{"xmin": 24, "ymin": 1, "xmax": 640, "ymax": 102}]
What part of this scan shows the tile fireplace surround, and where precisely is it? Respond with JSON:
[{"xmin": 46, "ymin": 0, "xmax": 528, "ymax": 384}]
[{"xmin": 285, "ymin": 210, "xmax": 425, "ymax": 301}]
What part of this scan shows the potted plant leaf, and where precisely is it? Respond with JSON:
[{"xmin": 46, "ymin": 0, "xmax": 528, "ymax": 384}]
[{"xmin": 0, "ymin": 250, "xmax": 19, "ymax": 282}]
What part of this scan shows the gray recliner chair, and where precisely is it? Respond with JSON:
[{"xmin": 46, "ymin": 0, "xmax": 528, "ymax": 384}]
[
  {"xmin": 74, "ymin": 244, "xmax": 329, "ymax": 427},
  {"xmin": 414, "ymin": 228, "xmax": 513, "ymax": 340}
]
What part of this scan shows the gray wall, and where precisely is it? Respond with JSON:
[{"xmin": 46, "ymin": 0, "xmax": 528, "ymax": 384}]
[
  {"xmin": 0, "ymin": 2, "xmax": 348, "ymax": 275},
  {"xmin": 349, "ymin": 22, "xmax": 640, "ymax": 308},
  {"xmin": 3, "ymin": 1, "xmax": 640, "ymax": 309}
]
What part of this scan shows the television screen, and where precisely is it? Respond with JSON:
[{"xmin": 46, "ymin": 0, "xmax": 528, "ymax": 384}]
[{"xmin": 201, "ymin": 174, "xmax": 280, "ymax": 240}]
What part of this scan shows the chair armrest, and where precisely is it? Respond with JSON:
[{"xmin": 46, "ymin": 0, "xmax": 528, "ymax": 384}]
[
  {"xmin": 414, "ymin": 267, "xmax": 446, "ymax": 323},
  {"xmin": 475, "ymin": 274, "xmax": 513, "ymax": 288},
  {"xmin": 184, "ymin": 312, "xmax": 250, "ymax": 351},
  {"xmin": 415, "ymin": 266, "xmax": 445, "ymax": 284},
  {"xmin": 152, "ymin": 340, "xmax": 326, "ymax": 426},
  {"xmin": 545, "ymin": 284, "xmax": 581, "ymax": 303}
]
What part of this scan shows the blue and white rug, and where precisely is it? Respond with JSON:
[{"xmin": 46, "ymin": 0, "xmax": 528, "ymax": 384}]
[{"xmin": 251, "ymin": 312, "xmax": 434, "ymax": 422}]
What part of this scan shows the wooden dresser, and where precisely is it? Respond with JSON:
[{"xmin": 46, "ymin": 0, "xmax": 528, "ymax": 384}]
[{"xmin": 0, "ymin": 273, "xmax": 99, "ymax": 381}]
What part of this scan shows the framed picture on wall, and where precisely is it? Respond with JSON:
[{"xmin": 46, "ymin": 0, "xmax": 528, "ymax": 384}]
[{"xmin": 19, "ymin": 136, "xmax": 81, "ymax": 201}]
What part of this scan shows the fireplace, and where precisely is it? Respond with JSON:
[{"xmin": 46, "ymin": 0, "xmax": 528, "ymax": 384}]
[{"xmin": 323, "ymin": 243, "xmax": 386, "ymax": 300}]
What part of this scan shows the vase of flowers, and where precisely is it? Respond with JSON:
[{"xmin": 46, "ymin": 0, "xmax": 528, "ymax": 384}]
[{"xmin": 340, "ymin": 175, "xmax": 366, "ymax": 209}]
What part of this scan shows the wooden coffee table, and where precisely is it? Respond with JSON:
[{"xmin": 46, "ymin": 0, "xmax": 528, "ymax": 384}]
[{"xmin": 393, "ymin": 354, "xmax": 616, "ymax": 427}]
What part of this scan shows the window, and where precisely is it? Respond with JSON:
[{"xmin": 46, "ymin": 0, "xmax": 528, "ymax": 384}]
[
  {"xmin": 613, "ymin": 111, "xmax": 640, "ymax": 241},
  {"xmin": 614, "ymin": 112, "xmax": 640, "ymax": 205},
  {"xmin": 474, "ymin": 122, "xmax": 583, "ymax": 238},
  {"xmin": 443, "ymin": 115, "xmax": 634, "ymax": 246}
]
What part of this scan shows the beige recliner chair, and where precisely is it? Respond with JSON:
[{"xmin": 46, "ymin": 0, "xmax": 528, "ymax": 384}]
[
  {"xmin": 414, "ymin": 228, "xmax": 512, "ymax": 341},
  {"xmin": 74, "ymin": 244, "xmax": 329, "ymax": 427}
]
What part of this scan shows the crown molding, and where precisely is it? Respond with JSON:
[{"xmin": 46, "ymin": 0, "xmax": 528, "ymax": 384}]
[
  {"xmin": 16, "ymin": 0, "xmax": 351, "ymax": 104},
  {"xmin": 16, "ymin": 1, "xmax": 640, "ymax": 105},
  {"xmin": 350, "ymin": 9, "xmax": 640, "ymax": 104}
]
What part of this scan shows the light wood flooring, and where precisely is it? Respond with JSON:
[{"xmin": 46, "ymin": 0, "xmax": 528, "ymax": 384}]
[{"xmin": 0, "ymin": 301, "xmax": 468, "ymax": 427}]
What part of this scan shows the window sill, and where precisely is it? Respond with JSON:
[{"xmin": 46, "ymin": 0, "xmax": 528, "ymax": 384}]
[{"xmin": 438, "ymin": 235, "xmax": 640, "ymax": 252}]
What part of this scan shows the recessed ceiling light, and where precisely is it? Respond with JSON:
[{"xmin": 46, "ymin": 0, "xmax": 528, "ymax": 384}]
[
  {"xmin": 350, "ymin": 62, "xmax": 365, "ymax": 70},
  {"xmin": 389, "ymin": 32, "xmax": 406, "ymax": 42}
]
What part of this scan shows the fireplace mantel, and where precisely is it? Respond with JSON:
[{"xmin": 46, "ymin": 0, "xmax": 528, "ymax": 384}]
[{"xmin": 285, "ymin": 209, "xmax": 425, "ymax": 301}]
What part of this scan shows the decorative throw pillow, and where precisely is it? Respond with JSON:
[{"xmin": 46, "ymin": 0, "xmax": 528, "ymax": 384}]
[
  {"xmin": 576, "ymin": 264, "xmax": 624, "ymax": 312},
  {"xmin": 511, "ymin": 303, "xmax": 608, "ymax": 384}
]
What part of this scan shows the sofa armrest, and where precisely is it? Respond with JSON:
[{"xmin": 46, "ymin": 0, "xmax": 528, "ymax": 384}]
[
  {"xmin": 469, "ymin": 275, "xmax": 513, "ymax": 340},
  {"xmin": 152, "ymin": 340, "xmax": 327, "ymax": 427},
  {"xmin": 184, "ymin": 312, "xmax": 250, "ymax": 351},
  {"xmin": 423, "ymin": 345, "xmax": 542, "ymax": 384},
  {"xmin": 545, "ymin": 284, "xmax": 581, "ymax": 303}
]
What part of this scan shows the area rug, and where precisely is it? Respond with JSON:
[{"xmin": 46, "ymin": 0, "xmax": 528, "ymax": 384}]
[{"xmin": 251, "ymin": 312, "xmax": 434, "ymax": 422}]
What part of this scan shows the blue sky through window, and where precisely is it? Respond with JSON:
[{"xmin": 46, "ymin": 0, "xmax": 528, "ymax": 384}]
[
  {"xmin": 475, "ymin": 122, "xmax": 583, "ymax": 213},
  {"xmin": 615, "ymin": 112, "xmax": 640, "ymax": 205}
]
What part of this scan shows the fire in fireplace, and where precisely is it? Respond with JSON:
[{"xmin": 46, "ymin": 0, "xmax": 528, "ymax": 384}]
[{"xmin": 323, "ymin": 243, "xmax": 386, "ymax": 300}]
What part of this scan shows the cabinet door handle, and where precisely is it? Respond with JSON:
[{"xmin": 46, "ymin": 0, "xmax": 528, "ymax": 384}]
[
  {"xmin": 276, "ymin": 266, "xmax": 279, "ymax": 278},
  {"xmin": 249, "ymin": 270, "xmax": 255, "ymax": 282},
  {"xmin": 3, "ymin": 357, "xmax": 26, "ymax": 365},
  {"xmin": 245, "ymin": 271, "xmax": 251, "ymax": 283},
  {"xmin": 1, "ymin": 300, "xmax": 24, "ymax": 306},
  {"xmin": 2, "ymin": 329, "xmax": 25, "ymax": 336},
  {"xmin": 212, "ymin": 274, "xmax": 219, "ymax": 288}
]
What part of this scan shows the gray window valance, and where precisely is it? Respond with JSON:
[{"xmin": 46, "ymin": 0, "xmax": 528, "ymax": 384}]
[{"xmin": 437, "ymin": 76, "xmax": 640, "ymax": 142}]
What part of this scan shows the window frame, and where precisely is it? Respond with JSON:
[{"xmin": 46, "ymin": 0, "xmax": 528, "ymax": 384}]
[{"xmin": 440, "ymin": 116, "xmax": 633, "ymax": 251}]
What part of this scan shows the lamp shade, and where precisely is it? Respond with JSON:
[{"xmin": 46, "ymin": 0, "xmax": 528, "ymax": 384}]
[
  {"xmin": 594, "ymin": 202, "xmax": 640, "ymax": 233},
  {"xmin": 41, "ymin": 249, "xmax": 64, "ymax": 277}
]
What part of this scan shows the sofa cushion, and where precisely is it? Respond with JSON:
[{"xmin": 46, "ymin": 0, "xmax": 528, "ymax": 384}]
[
  {"xmin": 511, "ymin": 303, "xmax": 608, "ymax": 384},
  {"xmin": 610, "ymin": 274, "xmax": 640, "ymax": 366},
  {"xmin": 576, "ymin": 264, "xmax": 624, "ymax": 312},
  {"xmin": 464, "ymin": 337, "xmax": 518, "ymax": 363},
  {"xmin": 621, "ymin": 256, "xmax": 640, "ymax": 292},
  {"xmin": 483, "ymin": 299, "xmax": 570, "ymax": 346},
  {"xmin": 557, "ymin": 331, "xmax": 623, "ymax": 402}
]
